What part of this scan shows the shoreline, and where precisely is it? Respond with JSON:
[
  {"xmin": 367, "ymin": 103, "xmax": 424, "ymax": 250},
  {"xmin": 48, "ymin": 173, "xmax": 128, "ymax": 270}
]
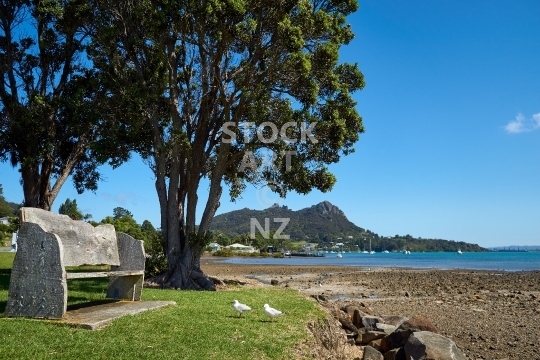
[
  {"xmin": 201, "ymin": 256, "xmax": 540, "ymax": 359},
  {"xmin": 204, "ymin": 255, "xmax": 540, "ymax": 273}
]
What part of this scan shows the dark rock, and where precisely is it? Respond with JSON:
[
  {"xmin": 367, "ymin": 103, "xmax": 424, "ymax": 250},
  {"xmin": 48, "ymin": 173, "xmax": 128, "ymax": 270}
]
[
  {"xmin": 404, "ymin": 331, "xmax": 467, "ymax": 360},
  {"xmin": 362, "ymin": 315, "xmax": 385, "ymax": 329},
  {"xmin": 339, "ymin": 317, "xmax": 359, "ymax": 333},
  {"xmin": 383, "ymin": 348, "xmax": 406, "ymax": 360},
  {"xmin": 311, "ymin": 294, "xmax": 329, "ymax": 303},
  {"xmin": 381, "ymin": 329, "xmax": 414, "ymax": 353},
  {"xmin": 398, "ymin": 316, "xmax": 438, "ymax": 333},
  {"xmin": 363, "ymin": 345, "xmax": 384, "ymax": 360},
  {"xmin": 353, "ymin": 309, "xmax": 366, "ymax": 327},
  {"xmin": 270, "ymin": 279, "xmax": 279, "ymax": 286},
  {"xmin": 342, "ymin": 305, "xmax": 368, "ymax": 327},
  {"xmin": 357, "ymin": 331, "xmax": 387, "ymax": 345}
]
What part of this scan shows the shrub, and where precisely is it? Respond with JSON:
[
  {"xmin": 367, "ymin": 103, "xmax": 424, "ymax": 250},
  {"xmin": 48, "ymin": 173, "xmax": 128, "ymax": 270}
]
[{"xmin": 213, "ymin": 249, "xmax": 235, "ymax": 257}]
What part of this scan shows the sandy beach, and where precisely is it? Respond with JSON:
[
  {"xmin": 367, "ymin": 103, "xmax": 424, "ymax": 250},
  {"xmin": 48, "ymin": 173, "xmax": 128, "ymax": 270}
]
[{"xmin": 201, "ymin": 257, "xmax": 540, "ymax": 360}]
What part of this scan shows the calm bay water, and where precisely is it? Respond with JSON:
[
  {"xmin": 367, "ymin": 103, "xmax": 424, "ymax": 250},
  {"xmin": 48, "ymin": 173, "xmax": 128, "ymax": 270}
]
[{"xmin": 223, "ymin": 251, "xmax": 540, "ymax": 271}]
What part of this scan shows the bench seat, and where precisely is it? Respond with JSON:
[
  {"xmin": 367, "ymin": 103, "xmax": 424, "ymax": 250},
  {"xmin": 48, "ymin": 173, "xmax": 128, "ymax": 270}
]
[
  {"xmin": 5, "ymin": 208, "xmax": 146, "ymax": 319},
  {"xmin": 66, "ymin": 270, "xmax": 145, "ymax": 279}
]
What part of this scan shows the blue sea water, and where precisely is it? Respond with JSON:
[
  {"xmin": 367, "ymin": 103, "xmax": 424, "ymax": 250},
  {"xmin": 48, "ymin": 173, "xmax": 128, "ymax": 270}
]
[{"xmin": 222, "ymin": 251, "xmax": 540, "ymax": 272}]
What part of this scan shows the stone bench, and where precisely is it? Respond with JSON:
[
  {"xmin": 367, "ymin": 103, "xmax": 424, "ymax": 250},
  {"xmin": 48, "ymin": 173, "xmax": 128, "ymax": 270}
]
[{"xmin": 5, "ymin": 208, "xmax": 145, "ymax": 319}]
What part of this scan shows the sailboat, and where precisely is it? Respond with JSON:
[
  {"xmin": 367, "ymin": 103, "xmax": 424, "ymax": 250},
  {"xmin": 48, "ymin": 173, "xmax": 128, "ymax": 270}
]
[
  {"xmin": 369, "ymin": 238, "xmax": 375, "ymax": 254},
  {"xmin": 457, "ymin": 249, "xmax": 462, "ymax": 255}
]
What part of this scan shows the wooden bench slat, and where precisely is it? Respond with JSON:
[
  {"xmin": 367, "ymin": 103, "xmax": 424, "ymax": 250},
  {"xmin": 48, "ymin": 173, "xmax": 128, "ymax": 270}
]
[{"xmin": 66, "ymin": 270, "xmax": 145, "ymax": 279}]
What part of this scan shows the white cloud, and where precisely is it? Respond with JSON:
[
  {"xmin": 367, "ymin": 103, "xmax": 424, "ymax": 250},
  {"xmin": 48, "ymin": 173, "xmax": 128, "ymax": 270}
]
[
  {"xmin": 505, "ymin": 112, "xmax": 540, "ymax": 134},
  {"xmin": 100, "ymin": 192, "xmax": 138, "ymax": 205}
]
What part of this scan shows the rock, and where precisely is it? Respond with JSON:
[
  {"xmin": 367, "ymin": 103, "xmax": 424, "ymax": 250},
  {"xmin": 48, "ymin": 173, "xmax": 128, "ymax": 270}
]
[
  {"xmin": 270, "ymin": 279, "xmax": 279, "ymax": 285},
  {"xmin": 353, "ymin": 309, "xmax": 367, "ymax": 327},
  {"xmin": 362, "ymin": 315, "xmax": 385, "ymax": 329},
  {"xmin": 342, "ymin": 305, "xmax": 368, "ymax": 326},
  {"xmin": 363, "ymin": 345, "xmax": 384, "ymax": 360},
  {"xmin": 405, "ymin": 291, "xmax": 411, "ymax": 297},
  {"xmin": 368, "ymin": 338, "xmax": 384, "ymax": 352},
  {"xmin": 398, "ymin": 316, "xmax": 438, "ymax": 333},
  {"xmin": 357, "ymin": 331, "xmax": 387, "ymax": 345},
  {"xmin": 376, "ymin": 323, "xmax": 397, "ymax": 334},
  {"xmin": 342, "ymin": 304, "xmax": 360, "ymax": 316},
  {"xmin": 381, "ymin": 315, "xmax": 409, "ymax": 327},
  {"xmin": 404, "ymin": 331, "xmax": 467, "ymax": 360},
  {"xmin": 311, "ymin": 294, "xmax": 329, "ymax": 303},
  {"xmin": 383, "ymin": 348, "xmax": 407, "ymax": 360},
  {"xmin": 381, "ymin": 329, "xmax": 414, "ymax": 353},
  {"xmin": 339, "ymin": 317, "xmax": 359, "ymax": 333}
]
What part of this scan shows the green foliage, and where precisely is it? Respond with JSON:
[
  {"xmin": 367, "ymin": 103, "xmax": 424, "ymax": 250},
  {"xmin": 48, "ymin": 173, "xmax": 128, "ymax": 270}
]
[
  {"xmin": 92, "ymin": 211, "xmax": 167, "ymax": 277},
  {"xmin": 89, "ymin": 0, "xmax": 366, "ymax": 281},
  {"xmin": 113, "ymin": 207, "xmax": 133, "ymax": 220},
  {"xmin": 211, "ymin": 201, "xmax": 365, "ymax": 241},
  {"xmin": 58, "ymin": 198, "xmax": 91, "ymax": 221},
  {"xmin": 213, "ymin": 249, "xmax": 235, "ymax": 257},
  {"xmin": 0, "ymin": 185, "xmax": 15, "ymax": 217},
  {"xmin": 0, "ymin": 2, "xmax": 132, "ymax": 210}
]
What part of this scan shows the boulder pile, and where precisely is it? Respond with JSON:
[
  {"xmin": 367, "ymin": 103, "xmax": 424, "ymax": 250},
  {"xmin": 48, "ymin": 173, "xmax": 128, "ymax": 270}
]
[{"xmin": 312, "ymin": 295, "xmax": 468, "ymax": 360}]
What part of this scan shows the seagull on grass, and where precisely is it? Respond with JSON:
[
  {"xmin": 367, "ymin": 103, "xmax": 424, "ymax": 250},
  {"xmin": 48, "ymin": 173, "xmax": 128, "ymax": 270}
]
[
  {"xmin": 232, "ymin": 300, "xmax": 253, "ymax": 318},
  {"xmin": 264, "ymin": 303, "xmax": 284, "ymax": 322}
]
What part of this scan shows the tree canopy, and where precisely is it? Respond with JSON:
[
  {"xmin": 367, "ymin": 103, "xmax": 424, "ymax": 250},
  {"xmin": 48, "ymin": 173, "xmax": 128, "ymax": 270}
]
[
  {"xmin": 0, "ymin": 0, "xmax": 131, "ymax": 210},
  {"xmin": 113, "ymin": 207, "xmax": 133, "ymax": 220},
  {"xmin": 58, "ymin": 198, "xmax": 90, "ymax": 220},
  {"xmin": 91, "ymin": 0, "xmax": 365, "ymax": 289}
]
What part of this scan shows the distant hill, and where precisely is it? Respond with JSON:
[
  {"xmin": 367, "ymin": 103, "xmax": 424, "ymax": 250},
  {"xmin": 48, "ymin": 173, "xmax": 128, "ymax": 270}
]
[
  {"xmin": 210, "ymin": 201, "xmax": 365, "ymax": 241},
  {"xmin": 8, "ymin": 201, "xmax": 20, "ymax": 215},
  {"xmin": 489, "ymin": 246, "xmax": 540, "ymax": 251},
  {"xmin": 210, "ymin": 201, "xmax": 488, "ymax": 252}
]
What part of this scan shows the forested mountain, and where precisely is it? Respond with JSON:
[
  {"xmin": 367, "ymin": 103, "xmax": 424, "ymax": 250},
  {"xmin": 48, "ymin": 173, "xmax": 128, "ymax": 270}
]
[{"xmin": 210, "ymin": 201, "xmax": 487, "ymax": 252}]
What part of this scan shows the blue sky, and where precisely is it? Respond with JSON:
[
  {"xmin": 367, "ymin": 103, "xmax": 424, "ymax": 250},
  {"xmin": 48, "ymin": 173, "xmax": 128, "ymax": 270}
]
[{"xmin": 1, "ymin": 1, "xmax": 539, "ymax": 247}]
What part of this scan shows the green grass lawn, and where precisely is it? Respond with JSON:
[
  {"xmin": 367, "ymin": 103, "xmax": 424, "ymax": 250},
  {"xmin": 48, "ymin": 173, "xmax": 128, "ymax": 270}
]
[{"xmin": 0, "ymin": 253, "xmax": 325, "ymax": 359}]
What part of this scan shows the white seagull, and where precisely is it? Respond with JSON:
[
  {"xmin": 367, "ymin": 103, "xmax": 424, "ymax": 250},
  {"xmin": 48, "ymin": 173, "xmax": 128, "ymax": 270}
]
[
  {"xmin": 232, "ymin": 300, "xmax": 253, "ymax": 318},
  {"xmin": 264, "ymin": 303, "xmax": 284, "ymax": 322}
]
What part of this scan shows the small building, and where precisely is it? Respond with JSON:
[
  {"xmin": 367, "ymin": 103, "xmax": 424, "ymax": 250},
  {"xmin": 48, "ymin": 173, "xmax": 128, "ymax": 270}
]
[
  {"xmin": 225, "ymin": 243, "xmax": 257, "ymax": 253},
  {"xmin": 0, "ymin": 217, "xmax": 10, "ymax": 225},
  {"xmin": 208, "ymin": 242, "xmax": 222, "ymax": 252}
]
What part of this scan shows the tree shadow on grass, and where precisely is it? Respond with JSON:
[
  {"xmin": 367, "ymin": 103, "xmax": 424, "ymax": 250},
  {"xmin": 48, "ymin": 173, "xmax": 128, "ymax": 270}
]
[
  {"xmin": 0, "ymin": 271, "xmax": 11, "ymax": 313},
  {"xmin": 0, "ymin": 271, "xmax": 117, "ymax": 314},
  {"xmin": 67, "ymin": 278, "xmax": 109, "ymax": 293}
]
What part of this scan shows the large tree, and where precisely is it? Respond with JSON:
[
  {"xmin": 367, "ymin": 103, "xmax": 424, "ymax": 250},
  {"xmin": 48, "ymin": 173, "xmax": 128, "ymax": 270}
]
[
  {"xmin": 93, "ymin": 0, "xmax": 365, "ymax": 290},
  {"xmin": 0, "ymin": 0, "xmax": 130, "ymax": 210}
]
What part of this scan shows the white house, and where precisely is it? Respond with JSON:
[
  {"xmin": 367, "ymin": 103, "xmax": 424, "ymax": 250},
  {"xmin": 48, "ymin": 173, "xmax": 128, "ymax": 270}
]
[
  {"xmin": 0, "ymin": 217, "xmax": 10, "ymax": 225},
  {"xmin": 225, "ymin": 243, "xmax": 257, "ymax": 253},
  {"xmin": 208, "ymin": 242, "xmax": 222, "ymax": 252}
]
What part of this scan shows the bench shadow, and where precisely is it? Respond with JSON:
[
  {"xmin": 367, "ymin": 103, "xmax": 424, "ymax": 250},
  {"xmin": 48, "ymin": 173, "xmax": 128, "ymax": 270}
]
[
  {"xmin": 66, "ymin": 299, "xmax": 118, "ymax": 311},
  {"xmin": 0, "ymin": 271, "xmax": 11, "ymax": 313},
  {"xmin": 67, "ymin": 278, "xmax": 109, "ymax": 293}
]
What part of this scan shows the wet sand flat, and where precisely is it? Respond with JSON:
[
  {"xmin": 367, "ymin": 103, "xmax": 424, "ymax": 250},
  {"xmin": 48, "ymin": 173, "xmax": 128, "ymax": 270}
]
[{"xmin": 201, "ymin": 257, "xmax": 540, "ymax": 360}]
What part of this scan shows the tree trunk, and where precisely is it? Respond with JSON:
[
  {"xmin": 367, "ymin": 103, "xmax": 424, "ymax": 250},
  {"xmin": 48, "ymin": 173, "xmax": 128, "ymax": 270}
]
[{"xmin": 152, "ymin": 239, "xmax": 215, "ymax": 291}]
